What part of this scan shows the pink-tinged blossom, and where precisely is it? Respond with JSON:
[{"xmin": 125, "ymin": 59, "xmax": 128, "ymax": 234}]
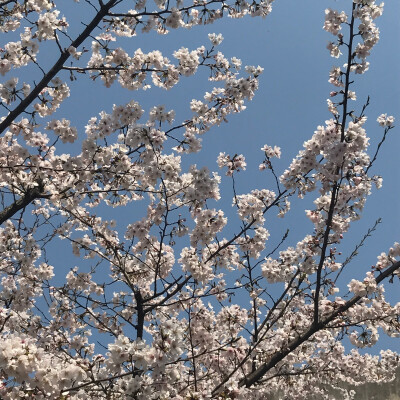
[
  {"xmin": 0, "ymin": 1, "xmax": 398, "ymax": 399},
  {"xmin": 261, "ymin": 144, "xmax": 281, "ymax": 158},
  {"xmin": 0, "ymin": 59, "xmax": 11, "ymax": 76},
  {"xmin": 217, "ymin": 152, "xmax": 247, "ymax": 175},
  {"xmin": 36, "ymin": 11, "xmax": 68, "ymax": 41},
  {"xmin": 208, "ymin": 33, "xmax": 224, "ymax": 46},
  {"xmin": 377, "ymin": 113, "xmax": 395, "ymax": 127},
  {"xmin": 46, "ymin": 118, "xmax": 78, "ymax": 143},
  {"xmin": 327, "ymin": 41, "xmax": 342, "ymax": 58},
  {"xmin": 323, "ymin": 9, "xmax": 347, "ymax": 36}
]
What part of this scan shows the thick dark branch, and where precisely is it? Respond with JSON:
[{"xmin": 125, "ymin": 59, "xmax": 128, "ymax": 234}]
[
  {"xmin": 340, "ymin": 3, "xmax": 357, "ymax": 141},
  {"xmin": 134, "ymin": 290, "xmax": 144, "ymax": 340},
  {"xmin": 313, "ymin": 3, "xmax": 357, "ymax": 325},
  {"xmin": 237, "ymin": 261, "xmax": 400, "ymax": 390},
  {"xmin": 0, "ymin": 184, "xmax": 44, "ymax": 225},
  {"xmin": 0, "ymin": 0, "xmax": 118, "ymax": 135}
]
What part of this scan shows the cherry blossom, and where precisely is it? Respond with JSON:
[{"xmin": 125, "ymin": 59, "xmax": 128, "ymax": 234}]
[{"xmin": 0, "ymin": 0, "xmax": 398, "ymax": 399}]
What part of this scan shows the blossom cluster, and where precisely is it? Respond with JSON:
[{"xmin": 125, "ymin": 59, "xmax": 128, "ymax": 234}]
[
  {"xmin": 0, "ymin": 0, "xmax": 398, "ymax": 399},
  {"xmin": 217, "ymin": 152, "xmax": 247, "ymax": 175}
]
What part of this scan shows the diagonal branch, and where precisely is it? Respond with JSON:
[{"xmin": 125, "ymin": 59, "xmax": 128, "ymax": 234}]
[
  {"xmin": 0, "ymin": 0, "xmax": 118, "ymax": 135},
  {"xmin": 236, "ymin": 261, "xmax": 400, "ymax": 390},
  {"xmin": 0, "ymin": 184, "xmax": 46, "ymax": 225}
]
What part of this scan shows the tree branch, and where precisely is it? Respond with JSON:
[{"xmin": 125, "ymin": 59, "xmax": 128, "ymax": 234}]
[
  {"xmin": 313, "ymin": 3, "xmax": 357, "ymax": 326},
  {"xmin": 237, "ymin": 261, "xmax": 400, "ymax": 390},
  {"xmin": 0, "ymin": 0, "xmax": 119, "ymax": 135},
  {"xmin": 0, "ymin": 183, "xmax": 45, "ymax": 225}
]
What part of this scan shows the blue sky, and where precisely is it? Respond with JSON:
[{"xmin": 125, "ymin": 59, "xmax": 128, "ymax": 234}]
[{"xmin": 5, "ymin": 0, "xmax": 399, "ymax": 355}]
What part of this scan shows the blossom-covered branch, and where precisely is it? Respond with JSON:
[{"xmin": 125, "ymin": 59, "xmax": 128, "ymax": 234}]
[{"xmin": 0, "ymin": 0, "xmax": 398, "ymax": 399}]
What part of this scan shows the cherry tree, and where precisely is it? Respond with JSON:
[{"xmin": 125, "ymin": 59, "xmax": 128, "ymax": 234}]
[{"xmin": 0, "ymin": 0, "xmax": 399, "ymax": 399}]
